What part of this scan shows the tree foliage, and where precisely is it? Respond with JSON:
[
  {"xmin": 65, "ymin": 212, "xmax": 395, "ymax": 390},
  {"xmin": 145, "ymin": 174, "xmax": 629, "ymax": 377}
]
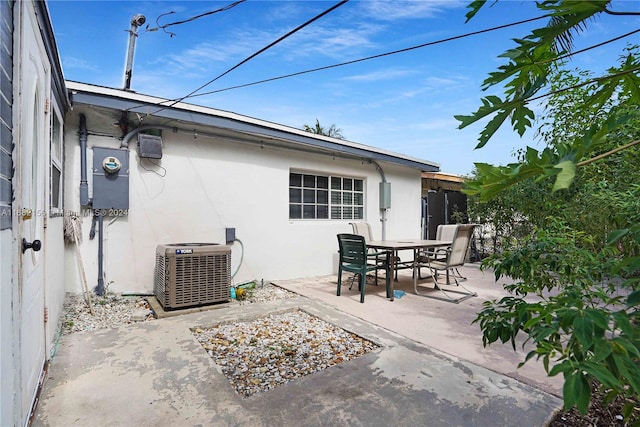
[
  {"xmin": 460, "ymin": 0, "xmax": 640, "ymax": 420},
  {"xmin": 303, "ymin": 119, "xmax": 344, "ymax": 139},
  {"xmin": 459, "ymin": 1, "xmax": 640, "ymax": 198}
]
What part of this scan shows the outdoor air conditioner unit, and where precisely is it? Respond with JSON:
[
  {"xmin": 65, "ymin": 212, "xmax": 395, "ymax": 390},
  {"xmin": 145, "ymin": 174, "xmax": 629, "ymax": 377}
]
[{"xmin": 154, "ymin": 243, "xmax": 231, "ymax": 310}]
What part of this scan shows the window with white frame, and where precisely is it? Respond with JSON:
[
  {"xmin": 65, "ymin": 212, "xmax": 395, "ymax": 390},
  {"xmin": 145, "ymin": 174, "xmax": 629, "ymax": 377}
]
[
  {"xmin": 50, "ymin": 102, "xmax": 63, "ymax": 214},
  {"xmin": 289, "ymin": 171, "xmax": 364, "ymax": 220}
]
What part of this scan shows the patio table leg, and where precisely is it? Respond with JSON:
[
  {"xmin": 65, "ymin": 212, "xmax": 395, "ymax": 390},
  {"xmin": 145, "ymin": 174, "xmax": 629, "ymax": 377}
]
[{"xmin": 385, "ymin": 250, "xmax": 394, "ymax": 301}]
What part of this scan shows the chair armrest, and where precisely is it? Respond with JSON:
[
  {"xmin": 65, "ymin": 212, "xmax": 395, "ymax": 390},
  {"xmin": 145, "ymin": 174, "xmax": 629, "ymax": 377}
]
[
  {"xmin": 367, "ymin": 249, "xmax": 387, "ymax": 256},
  {"xmin": 366, "ymin": 250, "xmax": 387, "ymax": 257},
  {"xmin": 418, "ymin": 247, "xmax": 450, "ymax": 263}
]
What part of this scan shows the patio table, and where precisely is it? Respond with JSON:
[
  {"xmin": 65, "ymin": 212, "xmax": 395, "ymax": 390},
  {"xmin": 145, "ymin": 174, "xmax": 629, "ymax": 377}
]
[{"xmin": 367, "ymin": 239, "xmax": 451, "ymax": 301}]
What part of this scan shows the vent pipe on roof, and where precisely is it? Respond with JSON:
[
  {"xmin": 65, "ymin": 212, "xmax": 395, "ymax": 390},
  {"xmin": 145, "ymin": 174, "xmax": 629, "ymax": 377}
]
[{"xmin": 123, "ymin": 14, "xmax": 146, "ymax": 91}]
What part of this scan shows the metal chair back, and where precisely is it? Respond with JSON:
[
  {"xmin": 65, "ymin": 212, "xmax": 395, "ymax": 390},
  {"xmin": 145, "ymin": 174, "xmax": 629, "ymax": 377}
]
[
  {"xmin": 448, "ymin": 224, "xmax": 475, "ymax": 267},
  {"xmin": 436, "ymin": 224, "xmax": 458, "ymax": 242},
  {"xmin": 349, "ymin": 222, "xmax": 374, "ymax": 243}
]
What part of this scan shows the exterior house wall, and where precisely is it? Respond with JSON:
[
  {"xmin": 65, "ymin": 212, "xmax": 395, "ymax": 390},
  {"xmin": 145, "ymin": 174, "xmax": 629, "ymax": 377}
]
[
  {"xmin": 44, "ymin": 216, "xmax": 65, "ymax": 353},
  {"xmin": 63, "ymin": 104, "xmax": 425, "ymax": 295},
  {"xmin": 0, "ymin": 231, "xmax": 11, "ymax": 427},
  {"xmin": 1, "ymin": 1, "xmax": 68, "ymax": 425},
  {"xmin": 0, "ymin": 0, "xmax": 15, "ymax": 423},
  {"xmin": 1, "ymin": 1, "xmax": 430, "ymax": 424}
]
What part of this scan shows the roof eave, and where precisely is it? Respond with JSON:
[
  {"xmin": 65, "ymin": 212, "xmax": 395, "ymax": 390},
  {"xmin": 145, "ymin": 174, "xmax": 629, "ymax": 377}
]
[{"xmin": 66, "ymin": 81, "xmax": 440, "ymax": 172}]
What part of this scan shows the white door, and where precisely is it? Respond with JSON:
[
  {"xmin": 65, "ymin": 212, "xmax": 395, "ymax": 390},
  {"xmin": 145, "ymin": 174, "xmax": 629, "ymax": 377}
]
[{"xmin": 17, "ymin": 7, "xmax": 49, "ymax": 425}]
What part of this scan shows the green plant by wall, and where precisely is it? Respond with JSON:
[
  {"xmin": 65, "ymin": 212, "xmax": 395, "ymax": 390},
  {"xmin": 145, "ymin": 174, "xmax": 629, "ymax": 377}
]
[{"xmin": 458, "ymin": 1, "xmax": 640, "ymax": 421}]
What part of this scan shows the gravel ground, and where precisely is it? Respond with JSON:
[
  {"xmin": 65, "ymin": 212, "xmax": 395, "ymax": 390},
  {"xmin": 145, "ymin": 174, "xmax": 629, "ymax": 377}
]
[
  {"xmin": 60, "ymin": 293, "xmax": 154, "ymax": 335},
  {"xmin": 60, "ymin": 282, "xmax": 299, "ymax": 335},
  {"xmin": 192, "ymin": 309, "xmax": 379, "ymax": 398},
  {"xmin": 59, "ymin": 281, "xmax": 378, "ymax": 399}
]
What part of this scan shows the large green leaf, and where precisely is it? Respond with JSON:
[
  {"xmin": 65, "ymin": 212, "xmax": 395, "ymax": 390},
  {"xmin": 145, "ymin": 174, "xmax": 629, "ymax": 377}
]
[
  {"xmin": 607, "ymin": 229, "xmax": 629, "ymax": 245},
  {"xmin": 551, "ymin": 160, "xmax": 577, "ymax": 192},
  {"xmin": 573, "ymin": 314, "xmax": 594, "ymax": 349},
  {"xmin": 563, "ymin": 370, "xmax": 591, "ymax": 414},
  {"xmin": 627, "ymin": 290, "xmax": 640, "ymax": 307},
  {"xmin": 464, "ymin": 0, "xmax": 488, "ymax": 22},
  {"xmin": 581, "ymin": 361, "xmax": 619, "ymax": 390}
]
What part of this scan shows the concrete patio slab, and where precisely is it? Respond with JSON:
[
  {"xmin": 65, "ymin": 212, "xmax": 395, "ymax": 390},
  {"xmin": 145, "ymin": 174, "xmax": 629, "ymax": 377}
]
[
  {"xmin": 275, "ymin": 264, "xmax": 564, "ymax": 397},
  {"xmin": 33, "ymin": 265, "xmax": 563, "ymax": 427}
]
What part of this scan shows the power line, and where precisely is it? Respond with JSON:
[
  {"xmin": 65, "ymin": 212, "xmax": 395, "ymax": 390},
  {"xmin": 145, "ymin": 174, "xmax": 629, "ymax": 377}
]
[
  {"xmin": 527, "ymin": 64, "xmax": 640, "ymax": 104},
  {"xmin": 146, "ymin": 0, "xmax": 247, "ymax": 37},
  {"xmin": 142, "ymin": 0, "xmax": 349, "ymax": 117},
  {"xmin": 188, "ymin": 19, "xmax": 639, "ymax": 99},
  {"xmin": 133, "ymin": 8, "xmax": 637, "ymax": 118},
  {"xmin": 174, "ymin": 13, "xmax": 551, "ymax": 100},
  {"xmin": 535, "ymin": 28, "xmax": 640, "ymax": 66}
]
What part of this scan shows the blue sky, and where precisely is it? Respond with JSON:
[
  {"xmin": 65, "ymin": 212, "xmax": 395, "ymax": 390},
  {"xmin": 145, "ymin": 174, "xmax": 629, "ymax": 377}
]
[{"xmin": 47, "ymin": 1, "xmax": 640, "ymax": 175}]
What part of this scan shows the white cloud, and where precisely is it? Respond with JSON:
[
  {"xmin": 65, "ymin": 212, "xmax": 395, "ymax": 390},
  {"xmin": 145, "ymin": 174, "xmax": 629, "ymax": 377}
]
[
  {"xmin": 343, "ymin": 68, "xmax": 418, "ymax": 82},
  {"xmin": 277, "ymin": 23, "xmax": 384, "ymax": 61},
  {"xmin": 150, "ymin": 29, "xmax": 268, "ymax": 73},
  {"xmin": 359, "ymin": 0, "xmax": 465, "ymax": 21},
  {"xmin": 63, "ymin": 57, "xmax": 99, "ymax": 71}
]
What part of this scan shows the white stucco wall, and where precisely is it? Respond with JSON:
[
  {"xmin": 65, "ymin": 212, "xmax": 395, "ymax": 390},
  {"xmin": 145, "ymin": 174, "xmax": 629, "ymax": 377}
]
[{"xmin": 64, "ymin": 106, "xmax": 424, "ymax": 295}]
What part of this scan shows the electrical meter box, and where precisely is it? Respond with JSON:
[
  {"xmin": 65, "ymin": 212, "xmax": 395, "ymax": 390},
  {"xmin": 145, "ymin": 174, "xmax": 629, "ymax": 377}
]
[{"xmin": 92, "ymin": 147, "xmax": 129, "ymax": 209}]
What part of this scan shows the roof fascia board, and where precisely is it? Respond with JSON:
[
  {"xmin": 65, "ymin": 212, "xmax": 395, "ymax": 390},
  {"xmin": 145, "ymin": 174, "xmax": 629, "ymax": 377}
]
[
  {"xmin": 35, "ymin": 1, "xmax": 70, "ymax": 110},
  {"xmin": 68, "ymin": 84, "xmax": 440, "ymax": 172}
]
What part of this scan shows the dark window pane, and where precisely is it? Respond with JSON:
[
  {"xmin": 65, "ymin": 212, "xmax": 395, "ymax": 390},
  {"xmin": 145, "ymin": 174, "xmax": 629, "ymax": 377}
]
[
  {"xmin": 317, "ymin": 190, "xmax": 328, "ymax": 204},
  {"xmin": 290, "ymin": 173, "xmax": 302, "ymax": 187},
  {"xmin": 343, "ymin": 193, "xmax": 353, "ymax": 205},
  {"xmin": 354, "ymin": 207, "xmax": 363, "ymax": 219},
  {"xmin": 289, "ymin": 188, "xmax": 301, "ymax": 203},
  {"xmin": 354, "ymin": 179, "xmax": 363, "ymax": 191},
  {"xmin": 303, "ymin": 175, "xmax": 315, "ymax": 188},
  {"xmin": 303, "ymin": 189, "xmax": 315, "ymax": 203},
  {"xmin": 317, "ymin": 176, "xmax": 328, "ymax": 189},
  {"xmin": 331, "ymin": 177, "xmax": 341, "ymax": 190},
  {"xmin": 354, "ymin": 193, "xmax": 363, "ymax": 205},
  {"xmin": 342, "ymin": 206, "xmax": 353, "ymax": 220},
  {"xmin": 51, "ymin": 167, "xmax": 61, "ymax": 208},
  {"xmin": 331, "ymin": 191, "xmax": 341, "ymax": 204},
  {"xmin": 289, "ymin": 204, "xmax": 302, "ymax": 219},
  {"xmin": 303, "ymin": 205, "xmax": 315, "ymax": 219},
  {"xmin": 317, "ymin": 205, "xmax": 328, "ymax": 218},
  {"xmin": 331, "ymin": 206, "xmax": 341, "ymax": 219},
  {"xmin": 343, "ymin": 178, "xmax": 352, "ymax": 191}
]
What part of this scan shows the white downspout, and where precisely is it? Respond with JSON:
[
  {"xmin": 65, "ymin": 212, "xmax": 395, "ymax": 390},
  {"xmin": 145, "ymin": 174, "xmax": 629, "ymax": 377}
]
[{"xmin": 370, "ymin": 160, "xmax": 388, "ymax": 240}]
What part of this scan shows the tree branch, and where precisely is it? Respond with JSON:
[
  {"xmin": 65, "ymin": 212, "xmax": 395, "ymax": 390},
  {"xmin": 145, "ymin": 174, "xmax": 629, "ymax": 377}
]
[{"xmin": 577, "ymin": 139, "xmax": 640, "ymax": 167}]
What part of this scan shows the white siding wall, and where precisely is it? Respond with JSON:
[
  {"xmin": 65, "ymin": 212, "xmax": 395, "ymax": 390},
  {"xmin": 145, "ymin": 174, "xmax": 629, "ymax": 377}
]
[
  {"xmin": 44, "ymin": 217, "xmax": 65, "ymax": 355},
  {"xmin": 0, "ymin": 230, "xmax": 14, "ymax": 427},
  {"xmin": 64, "ymin": 106, "xmax": 423, "ymax": 294}
]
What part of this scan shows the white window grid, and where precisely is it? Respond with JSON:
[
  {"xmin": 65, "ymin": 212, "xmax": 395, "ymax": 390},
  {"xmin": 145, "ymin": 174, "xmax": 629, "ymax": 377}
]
[
  {"xmin": 289, "ymin": 172, "xmax": 364, "ymax": 220},
  {"xmin": 50, "ymin": 100, "xmax": 63, "ymax": 214}
]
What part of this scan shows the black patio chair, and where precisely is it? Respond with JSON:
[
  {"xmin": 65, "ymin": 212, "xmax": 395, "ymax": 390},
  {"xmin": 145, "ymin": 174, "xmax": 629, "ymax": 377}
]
[{"xmin": 337, "ymin": 233, "xmax": 389, "ymax": 303}]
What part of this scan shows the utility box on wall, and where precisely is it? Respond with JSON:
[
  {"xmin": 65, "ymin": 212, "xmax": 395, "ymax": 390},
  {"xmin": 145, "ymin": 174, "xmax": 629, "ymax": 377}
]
[
  {"xmin": 138, "ymin": 133, "xmax": 163, "ymax": 159},
  {"xmin": 379, "ymin": 182, "xmax": 391, "ymax": 209},
  {"xmin": 92, "ymin": 147, "xmax": 129, "ymax": 209}
]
